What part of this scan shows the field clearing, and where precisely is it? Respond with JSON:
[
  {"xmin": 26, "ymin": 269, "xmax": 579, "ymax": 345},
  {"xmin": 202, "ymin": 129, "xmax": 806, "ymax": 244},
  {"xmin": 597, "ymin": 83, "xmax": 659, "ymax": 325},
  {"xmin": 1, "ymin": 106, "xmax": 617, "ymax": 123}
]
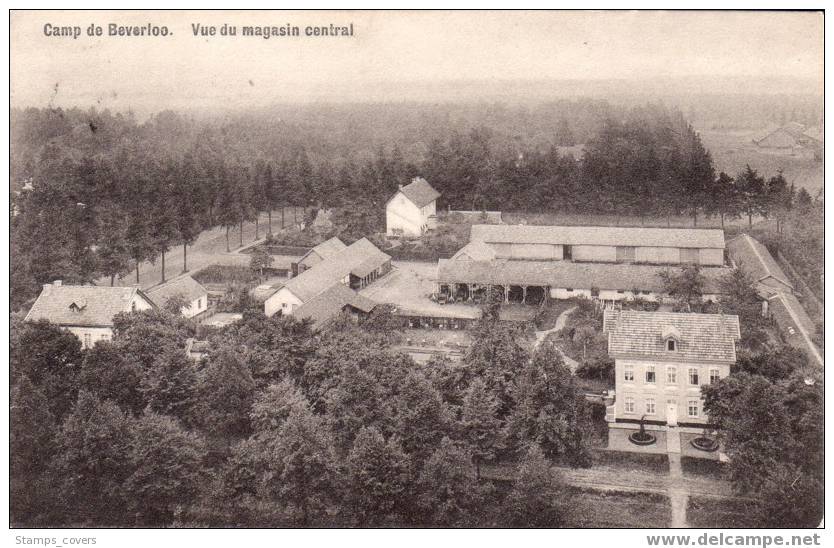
[{"xmin": 697, "ymin": 128, "xmax": 823, "ymax": 194}]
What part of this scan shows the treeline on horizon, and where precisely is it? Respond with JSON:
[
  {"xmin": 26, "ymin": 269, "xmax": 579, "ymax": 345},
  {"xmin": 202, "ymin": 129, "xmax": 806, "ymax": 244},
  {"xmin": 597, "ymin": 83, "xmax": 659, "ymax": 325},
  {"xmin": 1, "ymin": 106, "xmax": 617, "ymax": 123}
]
[{"xmin": 10, "ymin": 101, "xmax": 815, "ymax": 310}]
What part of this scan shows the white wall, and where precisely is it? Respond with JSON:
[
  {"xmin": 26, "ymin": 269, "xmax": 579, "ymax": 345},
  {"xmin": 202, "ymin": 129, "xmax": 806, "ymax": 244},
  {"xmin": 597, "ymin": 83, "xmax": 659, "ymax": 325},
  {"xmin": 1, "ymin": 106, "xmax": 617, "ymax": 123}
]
[
  {"xmin": 66, "ymin": 326, "xmax": 114, "ymax": 349},
  {"xmin": 550, "ymin": 288, "xmax": 592, "ymax": 299},
  {"xmin": 573, "ymin": 245, "xmax": 618, "ymax": 262},
  {"xmin": 181, "ymin": 293, "xmax": 208, "ymax": 318},
  {"xmin": 614, "ymin": 358, "xmax": 729, "ymax": 424},
  {"xmin": 130, "ymin": 294, "xmax": 154, "ymax": 312},
  {"xmin": 264, "ymin": 287, "xmax": 303, "ymax": 317},
  {"xmin": 700, "ymin": 248, "xmax": 724, "ymax": 266},
  {"xmin": 386, "ymin": 193, "xmax": 427, "ymax": 237}
]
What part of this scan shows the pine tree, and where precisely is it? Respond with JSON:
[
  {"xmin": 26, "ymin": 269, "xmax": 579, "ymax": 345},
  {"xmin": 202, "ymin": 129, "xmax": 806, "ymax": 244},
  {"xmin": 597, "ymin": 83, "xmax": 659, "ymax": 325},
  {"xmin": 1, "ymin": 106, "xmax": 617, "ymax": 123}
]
[{"xmin": 461, "ymin": 377, "xmax": 502, "ymax": 479}]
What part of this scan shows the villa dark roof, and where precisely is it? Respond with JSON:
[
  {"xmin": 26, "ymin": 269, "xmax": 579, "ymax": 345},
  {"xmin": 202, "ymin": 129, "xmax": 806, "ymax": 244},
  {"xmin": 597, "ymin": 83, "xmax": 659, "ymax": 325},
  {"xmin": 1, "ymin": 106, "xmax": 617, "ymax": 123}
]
[
  {"xmin": 146, "ymin": 275, "xmax": 207, "ymax": 309},
  {"xmin": 282, "ymin": 238, "xmax": 391, "ymax": 302},
  {"xmin": 604, "ymin": 310, "xmax": 740, "ymax": 364},
  {"xmin": 437, "ymin": 259, "xmax": 728, "ymax": 294},
  {"xmin": 293, "ymin": 283, "xmax": 377, "ymax": 326},
  {"xmin": 470, "ymin": 224, "xmax": 725, "ymax": 249},
  {"xmin": 726, "ymin": 234, "xmax": 793, "ymax": 292},
  {"xmin": 398, "ymin": 177, "xmax": 440, "ymax": 208},
  {"xmin": 25, "ymin": 283, "xmax": 155, "ymax": 327}
]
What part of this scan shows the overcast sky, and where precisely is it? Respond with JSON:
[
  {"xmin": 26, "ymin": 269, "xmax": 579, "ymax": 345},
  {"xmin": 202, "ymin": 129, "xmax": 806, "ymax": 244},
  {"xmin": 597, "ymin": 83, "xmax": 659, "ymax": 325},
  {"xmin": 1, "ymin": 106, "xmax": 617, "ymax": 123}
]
[{"xmin": 11, "ymin": 10, "xmax": 824, "ymax": 113}]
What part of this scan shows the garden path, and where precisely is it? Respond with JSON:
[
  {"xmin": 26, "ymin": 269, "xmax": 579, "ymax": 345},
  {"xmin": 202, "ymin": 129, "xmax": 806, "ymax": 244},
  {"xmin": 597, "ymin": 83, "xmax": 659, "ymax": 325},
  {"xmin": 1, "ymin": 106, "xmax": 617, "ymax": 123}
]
[{"xmin": 533, "ymin": 306, "xmax": 580, "ymax": 371}]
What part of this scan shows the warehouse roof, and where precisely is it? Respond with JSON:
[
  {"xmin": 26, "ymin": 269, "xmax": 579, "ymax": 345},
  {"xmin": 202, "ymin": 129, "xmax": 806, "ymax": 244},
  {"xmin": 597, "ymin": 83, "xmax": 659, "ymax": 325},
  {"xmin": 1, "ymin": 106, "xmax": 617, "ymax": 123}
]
[
  {"xmin": 25, "ymin": 283, "xmax": 155, "ymax": 328},
  {"xmin": 470, "ymin": 224, "xmax": 726, "ymax": 249},
  {"xmin": 293, "ymin": 283, "xmax": 377, "ymax": 327},
  {"xmin": 299, "ymin": 237, "xmax": 347, "ymax": 264},
  {"xmin": 604, "ymin": 310, "xmax": 740, "ymax": 363},
  {"xmin": 281, "ymin": 238, "xmax": 390, "ymax": 302},
  {"xmin": 726, "ymin": 234, "xmax": 793, "ymax": 292},
  {"xmin": 451, "ymin": 241, "xmax": 497, "ymax": 261},
  {"xmin": 437, "ymin": 259, "xmax": 728, "ymax": 294}
]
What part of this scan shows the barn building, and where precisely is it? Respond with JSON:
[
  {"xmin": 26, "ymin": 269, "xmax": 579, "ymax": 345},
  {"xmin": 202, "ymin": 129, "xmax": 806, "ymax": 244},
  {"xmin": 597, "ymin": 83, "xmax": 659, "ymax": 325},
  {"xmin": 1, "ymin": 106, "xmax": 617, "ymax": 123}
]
[
  {"xmin": 386, "ymin": 177, "xmax": 440, "ymax": 237},
  {"xmin": 603, "ymin": 310, "xmax": 740, "ymax": 431},
  {"xmin": 469, "ymin": 224, "xmax": 726, "ymax": 266},
  {"xmin": 436, "ymin": 258, "xmax": 727, "ymax": 305},
  {"xmin": 264, "ymin": 237, "xmax": 390, "ymax": 320},
  {"xmin": 291, "ymin": 236, "xmax": 347, "ymax": 277},
  {"xmin": 25, "ymin": 281, "xmax": 156, "ymax": 348}
]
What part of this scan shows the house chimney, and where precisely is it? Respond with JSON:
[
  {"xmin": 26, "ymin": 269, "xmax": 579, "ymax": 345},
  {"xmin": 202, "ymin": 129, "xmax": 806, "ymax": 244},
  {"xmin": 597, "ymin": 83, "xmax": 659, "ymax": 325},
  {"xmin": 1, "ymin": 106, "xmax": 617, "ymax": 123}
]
[
  {"xmin": 398, "ymin": 184, "xmax": 403, "ymax": 190},
  {"xmin": 42, "ymin": 283, "xmax": 52, "ymax": 296},
  {"xmin": 54, "ymin": 280, "xmax": 62, "ymax": 287}
]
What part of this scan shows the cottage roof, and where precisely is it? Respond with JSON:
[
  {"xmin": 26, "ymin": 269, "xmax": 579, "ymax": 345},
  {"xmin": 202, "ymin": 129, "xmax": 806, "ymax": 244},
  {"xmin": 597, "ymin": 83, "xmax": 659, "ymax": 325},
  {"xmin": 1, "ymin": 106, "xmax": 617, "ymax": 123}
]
[
  {"xmin": 469, "ymin": 224, "xmax": 725, "ymax": 249},
  {"xmin": 397, "ymin": 177, "xmax": 440, "ymax": 208},
  {"xmin": 293, "ymin": 283, "xmax": 377, "ymax": 326},
  {"xmin": 604, "ymin": 310, "xmax": 740, "ymax": 363},
  {"xmin": 299, "ymin": 237, "xmax": 347, "ymax": 264},
  {"xmin": 282, "ymin": 238, "xmax": 390, "ymax": 302},
  {"xmin": 726, "ymin": 234, "xmax": 793, "ymax": 292},
  {"xmin": 146, "ymin": 275, "xmax": 208, "ymax": 310},
  {"xmin": 768, "ymin": 292, "xmax": 823, "ymax": 368},
  {"xmin": 437, "ymin": 259, "xmax": 728, "ymax": 294},
  {"xmin": 25, "ymin": 284, "xmax": 155, "ymax": 327}
]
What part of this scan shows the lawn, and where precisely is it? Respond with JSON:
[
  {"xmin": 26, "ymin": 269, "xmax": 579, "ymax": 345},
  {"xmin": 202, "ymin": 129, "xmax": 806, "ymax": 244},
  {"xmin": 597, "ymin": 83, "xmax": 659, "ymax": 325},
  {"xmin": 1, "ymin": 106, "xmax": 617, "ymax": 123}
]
[
  {"xmin": 686, "ymin": 496, "xmax": 764, "ymax": 528},
  {"xmin": 566, "ymin": 487, "xmax": 671, "ymax": 528}
]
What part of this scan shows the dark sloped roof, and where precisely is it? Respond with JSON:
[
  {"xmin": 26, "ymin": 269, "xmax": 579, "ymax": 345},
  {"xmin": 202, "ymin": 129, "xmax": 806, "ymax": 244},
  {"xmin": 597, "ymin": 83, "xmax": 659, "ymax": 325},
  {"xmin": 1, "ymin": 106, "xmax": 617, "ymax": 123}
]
[
  {"xmin": 299, "ymin": 237, "xmax": 347, "ymax": 264},
  {"xmin": 398, "ymin": 177, "xmax": 440, "ymax": 208},
  {"xmin": 604, "ymin": 309, "xmax": 740, "ymax": 363},
  {"xmin": 283, "ymin": 238, "xmax": 391, "ymax": 302},
  {"xmin": 726, "ymin": 234, "xmax": 793, "ymax": 291},
  {"xmin": 146, "ymin": 275, "xmax": 208, "ymax": 309},
  {"xmin": 293, "ymin": 283, "xmax": 377, "ymax": 326},
  {"xmin": 25, "ymin": 284, "xmax": 155, "ymax": 327},
  {"xmin": 437, "ymin": 259, "xmax": 728, "ymax": 294},
  {"xmin": 470, "ymin": 224, "xmax": 725, "ymax": 249}
]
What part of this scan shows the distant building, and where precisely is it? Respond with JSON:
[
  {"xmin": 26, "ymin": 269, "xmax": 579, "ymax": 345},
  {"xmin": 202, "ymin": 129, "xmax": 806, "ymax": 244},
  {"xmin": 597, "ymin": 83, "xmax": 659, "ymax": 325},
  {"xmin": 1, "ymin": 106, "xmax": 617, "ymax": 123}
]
[
  {"xmin": 24, "ymin": 281, "xmax": 156, "ymax": 348},
  {"xmin": 145, "ymin": 275, "xmax": 209, "ymax": 318},
  {"xmin": 293, "ymin": 283, "xmax": 378, "ymax": 330},
  {"xmin": 753, "ymin": 123, "xmax": 823, "ymax": 160},
  {"xmin": 265, "ymin": 237, "xmax": 390, "ymax": 320},
  {"xmin": 469, "ymin": 224, "xmax": 726, "ymax": 266},
  {"xmin": 727, "ymin": 234, "xmax": 823, "ymax": 367},
  {"xmin": 603, "ymin": 310, "xmax": 740, "ymax": 430},
  {"xmin": 386, "ymin": 177, "xmax": 440, "ymax": 237}
]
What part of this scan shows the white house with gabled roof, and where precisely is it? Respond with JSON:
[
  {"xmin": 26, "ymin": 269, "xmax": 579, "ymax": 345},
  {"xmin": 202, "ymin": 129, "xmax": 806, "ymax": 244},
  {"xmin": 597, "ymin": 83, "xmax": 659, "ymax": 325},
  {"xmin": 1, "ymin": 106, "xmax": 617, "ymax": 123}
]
[
  {"xmin": 24, "ymin": 281, "xmax": 156, "ymax": 348},
  {"xmin": 386, "ymin": 177, "xmax": 441, "ymax": 238}
]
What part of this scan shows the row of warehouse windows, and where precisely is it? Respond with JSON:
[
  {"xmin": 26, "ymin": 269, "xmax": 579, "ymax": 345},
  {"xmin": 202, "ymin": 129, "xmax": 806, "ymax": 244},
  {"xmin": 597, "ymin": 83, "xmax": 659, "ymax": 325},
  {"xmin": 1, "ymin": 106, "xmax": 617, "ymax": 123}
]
[{"xmin": 623, "ymin": 365, "xmax": 721, "ymax": 385}]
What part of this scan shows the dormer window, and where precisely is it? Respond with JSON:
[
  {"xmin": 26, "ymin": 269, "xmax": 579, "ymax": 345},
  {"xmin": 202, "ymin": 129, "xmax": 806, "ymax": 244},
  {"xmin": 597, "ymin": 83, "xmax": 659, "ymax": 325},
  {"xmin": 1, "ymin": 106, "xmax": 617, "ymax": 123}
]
[
  {"xmin": 68, "ymin": 301, "xmax": 87, "ymax": 312},
  {"xmin": 661, "ymin": 325, "xmax": 681, "ymax": 352}
]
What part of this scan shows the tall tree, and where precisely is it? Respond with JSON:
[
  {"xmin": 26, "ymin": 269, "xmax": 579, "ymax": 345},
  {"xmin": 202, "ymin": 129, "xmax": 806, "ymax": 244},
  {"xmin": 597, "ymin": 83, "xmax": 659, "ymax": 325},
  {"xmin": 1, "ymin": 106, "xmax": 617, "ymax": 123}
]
[
  {"xmin": 504, "ymin": 444, "xmax": 571, "ymax": 527},
  {"xmin": 735, "ymin": 165, "xmax": 768, "ymax": 229},
  {"xmin": 461, "ymin": 377, "xmax": 503, "ymax": 479}
]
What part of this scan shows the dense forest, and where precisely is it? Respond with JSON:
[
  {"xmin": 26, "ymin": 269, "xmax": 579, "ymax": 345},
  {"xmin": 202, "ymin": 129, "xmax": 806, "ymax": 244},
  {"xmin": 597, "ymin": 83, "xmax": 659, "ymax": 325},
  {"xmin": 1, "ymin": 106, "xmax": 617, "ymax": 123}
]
[
  {"xmin": 11, "ymin": 307, "xmax": 591, "ymax": 527},
  {"xmin": 10, "ymin": 101, "xmax": 810, "ymax": 310}
]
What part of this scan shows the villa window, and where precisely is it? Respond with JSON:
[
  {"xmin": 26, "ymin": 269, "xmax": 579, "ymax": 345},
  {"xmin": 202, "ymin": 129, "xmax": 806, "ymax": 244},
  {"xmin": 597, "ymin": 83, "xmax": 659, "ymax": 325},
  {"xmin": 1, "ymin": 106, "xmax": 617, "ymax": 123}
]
[
  {"xmin": 666, "ymin": 366, "xmax": 677, "ymax": 384},
  {"xmin": 100, "ymin": 333, "xmax": 110, "ymax": 342},
  {"xmin": 83, "ymin": 333, "xmax": 91, "ymax": 348},
  {"xmin": 709, "ymin": 368, "xmax": 721, "ymax": 384},
  {"xmin": 688, "ymin": 368, "xmax": 700, "ymax": 385},
  {"xmin": 624, "ymin": 397, "xmax": 635, "ymax": 414},
  {"xmin": 688, "ymin": 400, "xmax": 699, "ymax": 418},
  {"xmin": 646, "ymin": 365, "xmax": 656, "ymax": 384},
  {"xmin": 645, "ymin": 398, "xmax": 656, "ymax": 415},
  {"xmin": 624, "ymin": 366, "xmax": 634, "ymax": 382},
  {"xmin": 667, "ymin": 339, "xmax": 677, "ymax": 351}
]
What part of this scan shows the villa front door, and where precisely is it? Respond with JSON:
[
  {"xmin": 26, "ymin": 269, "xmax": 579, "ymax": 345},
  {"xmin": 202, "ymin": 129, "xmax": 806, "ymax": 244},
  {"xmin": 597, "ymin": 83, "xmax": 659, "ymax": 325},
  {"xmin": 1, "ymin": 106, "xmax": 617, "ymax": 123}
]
[{"xmin": 667, "ymin": 402, "xmax": 678, "ymax": 426}]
